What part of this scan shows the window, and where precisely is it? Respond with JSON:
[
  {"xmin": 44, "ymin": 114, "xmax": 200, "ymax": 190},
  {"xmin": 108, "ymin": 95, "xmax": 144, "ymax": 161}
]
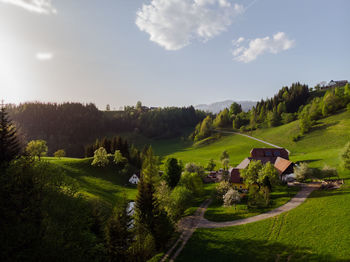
[
  {"xmin": 240, "ymin": 185, "xmax": 242, "ymax": 189},
  {"xmin": 274, "ymin": 151, "xmax": 281, "ymax": 157},
  {"xmin": 265, "ymin": 151, "xmax": 272, "ymax": 156}
]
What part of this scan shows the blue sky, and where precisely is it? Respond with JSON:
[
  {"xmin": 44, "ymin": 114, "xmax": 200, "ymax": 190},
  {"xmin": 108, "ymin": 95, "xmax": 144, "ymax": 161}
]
[{"xmin": 1, "ymin": 0, "xmax": 349, "ymax": 109}]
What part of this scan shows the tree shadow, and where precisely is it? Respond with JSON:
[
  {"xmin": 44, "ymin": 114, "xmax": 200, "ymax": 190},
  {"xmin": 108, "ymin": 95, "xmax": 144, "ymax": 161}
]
[
  {"xmin": 294, "ymin": 159, "xmax": 322, "ymax": 164},
  {"xmin": 311, "ymin": 120, "xmax": 340, "ymax": 132},
  {"xmin": 306, "ymin": 186, "xmax": 350, "ymax": 199},
  {"xmin": 176, "ymin": 230, "xmax": 349, "ymax": 262}
]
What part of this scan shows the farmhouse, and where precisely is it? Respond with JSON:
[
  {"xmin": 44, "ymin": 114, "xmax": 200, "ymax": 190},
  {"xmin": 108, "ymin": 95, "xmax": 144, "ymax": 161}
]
[{"xmin": 229, "ymin": 148, "xmax": 294, "ymax": 189}]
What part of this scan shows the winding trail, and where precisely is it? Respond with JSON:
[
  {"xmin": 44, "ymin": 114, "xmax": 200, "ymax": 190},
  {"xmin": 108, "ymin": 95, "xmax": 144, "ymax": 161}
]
[
  {"xmin": 198, "ymin": 183, "xmax": 320, "ymax": 228},
  {"xmin": 162, "ymin": 131, "xmax": 316, "ymax": 260},
  {"xmin": 162, "ymin": 183, "xmax": 320, "ymax": 261},
  {"xmin": 161, "ymin": 199, "xmax": 211, "ymax": 262}
]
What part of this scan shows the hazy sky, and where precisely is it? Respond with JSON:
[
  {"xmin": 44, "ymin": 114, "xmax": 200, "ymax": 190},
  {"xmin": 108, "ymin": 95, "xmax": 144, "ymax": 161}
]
[{"xmin": 1, "ymin": 0, "xmax": 349, "ymax": 109}]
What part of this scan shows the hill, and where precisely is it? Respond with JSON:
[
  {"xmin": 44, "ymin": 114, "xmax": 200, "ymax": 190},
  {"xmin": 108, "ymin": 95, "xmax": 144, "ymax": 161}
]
[
  {"xmin": 161, "ymin": 109, "xmax": 350, "ymax": 262},
  {"xmin": 160, "ymin": 109, "xmax": 350, "ymax": 177},
  {"xmin": 195, "ymin": 100, "xmax": 256, "ymax": 114},
  {"xmin": 46, "ymin": 157, "xmax": 137, "ymax": 204}
]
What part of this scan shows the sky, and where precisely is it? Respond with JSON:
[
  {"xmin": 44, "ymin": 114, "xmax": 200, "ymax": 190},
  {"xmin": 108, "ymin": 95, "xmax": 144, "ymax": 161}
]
[{"xmin": 0, "ymin": 0, "xmax": 349, "ymax": 109}]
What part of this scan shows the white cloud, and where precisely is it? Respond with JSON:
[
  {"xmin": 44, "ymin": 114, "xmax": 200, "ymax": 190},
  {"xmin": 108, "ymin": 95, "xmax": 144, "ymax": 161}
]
[
  {"xmin": 0, "ymin": 0, "xmax": 56, "ymax": 14},
  {"xmin": 136, "ymin": 0, "xmax": 244, "ymax": 50},
  {"xmin": 36, "ymin": 52, "xmax": 53, "ymax": 61},
  {"xmin": 231, "ymin": 32, "xmax": 295, "ymax": 63}
]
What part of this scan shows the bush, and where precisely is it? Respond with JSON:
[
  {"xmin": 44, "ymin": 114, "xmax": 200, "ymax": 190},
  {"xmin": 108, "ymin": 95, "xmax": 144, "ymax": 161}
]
[
  {"xmin": 341, "ymin": 142, "xmax": 350, "ymax": 170},
  {"xmin": 215, "ymin": 181, "xmax": 232, "ymax": 203},
  {"xmin": 247, "ymin": 186, "xmax": 269, "ymax": 208},
  {"xmin": 54, "ymin": 149, "xmax": 66, "ymax": 159},
  {"xmin": 294, "ymin": 162, "xmax": 313, "ymax": 182},
  {"xmin": 223, "ymin": 189, "xmax": 241, "ymax": 209},
  {"xmin": 179, "ymin": 171, "xmax": 204, "ymax": 197}
]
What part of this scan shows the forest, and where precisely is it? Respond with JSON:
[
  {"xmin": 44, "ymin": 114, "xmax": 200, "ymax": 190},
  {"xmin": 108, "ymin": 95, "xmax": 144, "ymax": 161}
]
[{"xmin": 7, "ymin": 103, "xmax": 206, "ymax": 157}]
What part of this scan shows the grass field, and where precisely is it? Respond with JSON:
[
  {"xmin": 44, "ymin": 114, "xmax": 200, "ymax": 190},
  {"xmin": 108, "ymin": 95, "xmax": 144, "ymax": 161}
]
[
  {"xmin": 251, "ymin": 109, "xmax": 350, "ymax": 177},
  {"xmin": 170, "ymin": 110, "xmax": 350, "ymax": 261},
  {"xmin": 45, "ymin": 157, "xmax": 138, "ymax": 204},
  {"xmin": 204, "ymin": 185, "xmax": 299, "ymax": 222},
  {"xmin": 156, "ymin": 133, "xmax": 268, "ymax": 168},
  {"xmin": 177, "ymin": 184, "xmax": 350, "ymax": 262}
]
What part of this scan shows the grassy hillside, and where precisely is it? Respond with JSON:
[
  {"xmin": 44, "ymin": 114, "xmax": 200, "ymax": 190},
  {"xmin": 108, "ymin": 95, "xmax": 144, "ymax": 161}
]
[
  {"xmin": 168, "ymin": 110, "xmax": 350, "ymax": 261},
  {"xmin": 177, "ymin": 184, "xmax": 350, "ymax": 262},
  {"xmin": 156, "ymin": 110, "xmax": 350, "ymax": 177},
  {"xmin": 46, "ymin": 157, "xmax": 137, "ymax": 204},
  {"xmin": 157, "ymin": 134, "xmax": 268, "ymax": 168},
  {"xmin": 251, "ymin": 109, "xmax": 350, "ymax": 177}
]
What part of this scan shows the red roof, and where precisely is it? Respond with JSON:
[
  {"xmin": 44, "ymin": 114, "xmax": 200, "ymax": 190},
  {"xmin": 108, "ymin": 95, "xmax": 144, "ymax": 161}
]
[{"xmin": 274, "ymin": 157, "xmax": 293, "ymax": 174}]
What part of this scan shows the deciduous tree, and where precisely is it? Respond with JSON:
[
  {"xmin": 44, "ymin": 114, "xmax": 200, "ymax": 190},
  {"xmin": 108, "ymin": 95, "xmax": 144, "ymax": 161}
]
[
  {"xmin": 91, "ymin": 147, "xmax": 109, "ymax": 167},
  {"xmin": 26, "ymin": 140, "xmax": 48, "ymax": 160}
]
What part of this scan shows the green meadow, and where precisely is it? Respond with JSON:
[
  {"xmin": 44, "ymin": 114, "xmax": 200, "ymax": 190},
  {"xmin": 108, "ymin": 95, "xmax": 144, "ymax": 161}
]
[
  {"xmin": 42, "ymin": 109, "xmax": 350, "ymax": 261},
  {"xmin": 177, "ymin": 184, "xmax": 350, "ymax": 262},
  {"xmin": 171, "ymin": 110, "xmax": 350, "ymax": 261},
  {"xmin": 46, "ymin": 157, "xmax": 138, "ymax": 204}
]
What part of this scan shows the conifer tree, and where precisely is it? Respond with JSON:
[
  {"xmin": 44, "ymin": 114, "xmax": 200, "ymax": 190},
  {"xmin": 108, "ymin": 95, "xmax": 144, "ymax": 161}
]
[
  {"xmin": 0, "ymin": 103, "xmax": 20, "ymax": 167},
  {"xmin": 134, "ymin": 147, "xmax": 172, "ymax": 253},
  {"xmin": 105, "ymin": 195, "xmax": 133, "ymax": 262}
]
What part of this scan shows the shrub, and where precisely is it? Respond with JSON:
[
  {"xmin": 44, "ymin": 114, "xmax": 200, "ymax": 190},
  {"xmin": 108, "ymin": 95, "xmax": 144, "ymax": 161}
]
[
  {"xmin": 294, "ymin": 162, "xmax": 313, "ymax": 182},
  {"xmin": 341, "ymin": 142, "xmax": 350, "ymax": 170},
  {"xmin": 223, "ymin": 189, "xmax": 241, "ymax": 209},
  {"xmin": 54, "ymin": 149, "xmax": 65, "ymax": 159},
  {"xmin": 215, "ymin": 181, "xmax": 232, "ymax": 202}
]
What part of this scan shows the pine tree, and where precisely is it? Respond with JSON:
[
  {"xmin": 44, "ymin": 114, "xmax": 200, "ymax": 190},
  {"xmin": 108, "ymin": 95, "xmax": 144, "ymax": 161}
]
[
  {"xmin": 134, "ymin": 147, "xmax": 172, "ymax": 252},
  {"xmin": 105, "ymin": 195, "xmax": 133, "ymax": 262},
  {"xmin": 0, "ymin": 103, "xmax": 20, "ymax": 167}
]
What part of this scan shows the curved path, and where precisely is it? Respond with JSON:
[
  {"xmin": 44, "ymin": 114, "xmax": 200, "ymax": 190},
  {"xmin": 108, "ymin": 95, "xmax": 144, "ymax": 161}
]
[
  {"xmin": 216, "ymin": 130, "xmax": 291, "ymax": 153},
  {"xmin": 198, "ymin": 183, "xmax": 320, "ymax": 228},
  {"xmin": 161, "ymin": 199, "xmax": 212, "ymax": 262}
]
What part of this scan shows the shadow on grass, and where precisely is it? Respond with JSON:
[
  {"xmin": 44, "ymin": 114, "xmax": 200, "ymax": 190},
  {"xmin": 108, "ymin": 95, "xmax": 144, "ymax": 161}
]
[
  {"xmin": 177, "ymin": 231, "xmax": 349, "ymax": 262},
  {"xmin": 307, "ymin": 186, "xmax": 350, "ymax": 199},
  {"xmin": 311, "ymin": 120, "xmax": 340, "ymax": 132},
  {"xmin": 294, "ymin": 159, "xmax": 323, "ymax": 164}
]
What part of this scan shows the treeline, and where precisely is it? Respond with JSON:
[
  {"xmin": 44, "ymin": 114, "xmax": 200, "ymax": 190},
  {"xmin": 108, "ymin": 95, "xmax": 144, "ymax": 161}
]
[
  {"xmin": 7, "ymin": 102, "xmax": 206, "ymax": 157},
  {"xmin": 191, "ymin": 82, "xmax": 350, "ymax": 141},
  {"xmin": 85, "ymin": 136, "xmax": 143, "ymax": 169}
]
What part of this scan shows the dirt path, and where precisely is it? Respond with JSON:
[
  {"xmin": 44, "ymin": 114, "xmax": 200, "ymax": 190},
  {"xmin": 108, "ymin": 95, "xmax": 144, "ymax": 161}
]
[
  {"xmin": 161, "ymin": 199, "xmax": 212, "ymax": 262},
  {"xmin": 217, "ymin": 130, "xmax": 289, "ymax": 152},
  {"xmin": 198, "ymin": 183, "xmax": 320, "ymax": 229}
]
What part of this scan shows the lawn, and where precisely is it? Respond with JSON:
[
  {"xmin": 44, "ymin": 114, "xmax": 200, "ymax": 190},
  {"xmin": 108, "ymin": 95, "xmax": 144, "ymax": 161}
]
[
  {"xmin": 251, "ymin": 109, "xmax": 350, "ymax": 177},
  {"xmin": 204, "ymin": 185, "xmax": 299, "ymax": 222},
  {"xmin": 176, "ymin": 185, "xmax": 350, "ymax": 262},
  {"xmin": 156, "ymin": 133, "xmax": 268, "ymax": 169},
  {"xmin": 45, "ymin": 157, "xmax": 138, "ymax": 204}
]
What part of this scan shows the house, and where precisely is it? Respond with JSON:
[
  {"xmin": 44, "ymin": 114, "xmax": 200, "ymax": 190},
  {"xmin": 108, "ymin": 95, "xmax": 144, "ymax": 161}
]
[
  {"xmin": 129, "ymin": 173, "xmax": 140, "ymax": 184},
  {"xmin": 321, "ymin": 80, "xmax": 348, "ymax": 90},
  {"xmin": 250, "ymin": 148, "xmax": 289, "ymax": 160},
  {"xmin": 229, "ymin": 168, "xmax": 248, "ymax": 191},
  {"xmin": 229, "ymin": 148, "xmax": 294, "ymax": 189}
]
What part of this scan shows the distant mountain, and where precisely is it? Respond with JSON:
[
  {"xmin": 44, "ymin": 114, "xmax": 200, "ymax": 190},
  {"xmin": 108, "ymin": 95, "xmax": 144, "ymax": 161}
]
[{"xmin": 195, "ymin": 100, "xmax": 257, "ymax": 114}]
